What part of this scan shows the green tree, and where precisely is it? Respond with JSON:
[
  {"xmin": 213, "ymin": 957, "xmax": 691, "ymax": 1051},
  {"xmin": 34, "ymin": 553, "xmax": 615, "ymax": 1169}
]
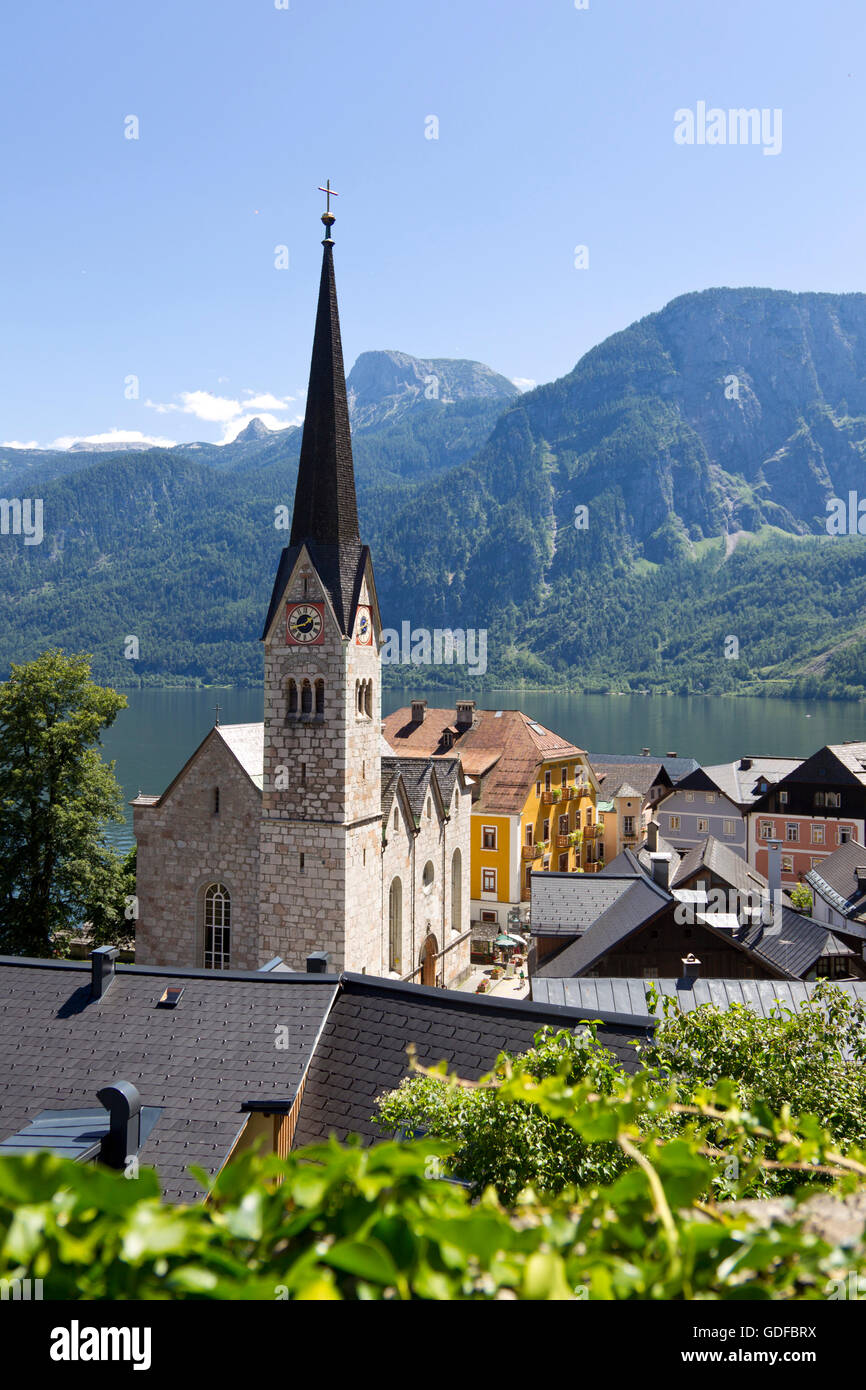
[
  {"xmin": 789, "ymin": 883, "xmax": 814, "ymax": 913},
  {"xmin": 0, "ymin": 649, "xmax": 128, "ymax": 956}
]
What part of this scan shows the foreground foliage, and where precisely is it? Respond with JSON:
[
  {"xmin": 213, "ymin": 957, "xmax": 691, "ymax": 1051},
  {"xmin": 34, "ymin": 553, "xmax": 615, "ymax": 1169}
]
[{"xmin": 2, "ymin": 1047, "xmax": 866, "ymax": 1299}]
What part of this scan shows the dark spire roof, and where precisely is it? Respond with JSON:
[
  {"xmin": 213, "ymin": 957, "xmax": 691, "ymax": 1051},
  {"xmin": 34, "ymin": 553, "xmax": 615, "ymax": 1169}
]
[
  {"xmin": 289, "ymin": 239, "xmax": 360, "ymax": 548},
  {"xmin": 263, "ymin": 210, "xmax": 369, "ymax": 639}
]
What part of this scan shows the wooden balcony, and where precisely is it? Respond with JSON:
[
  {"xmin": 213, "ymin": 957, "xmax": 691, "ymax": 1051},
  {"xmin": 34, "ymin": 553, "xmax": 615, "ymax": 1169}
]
[
  {"xmin": 555, "ymin": 834, "xmax": 571, "ymax": 850},
  {"xmin": 541, "ymin": 790, "xmax": 563, "ymax": 806}
]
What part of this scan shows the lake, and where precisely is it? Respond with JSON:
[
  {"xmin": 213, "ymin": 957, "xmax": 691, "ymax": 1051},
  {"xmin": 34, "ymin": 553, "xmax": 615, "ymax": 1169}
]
[{"xmin": 99, "ymin": 687, "xmax": 866, "ymax": 853}]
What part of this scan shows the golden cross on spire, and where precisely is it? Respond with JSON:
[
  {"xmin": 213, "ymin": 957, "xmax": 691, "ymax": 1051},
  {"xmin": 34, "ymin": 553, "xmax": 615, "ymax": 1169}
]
[{"xmin": 318, "ymin": 179, "xmax": 339, "ymax": 214}]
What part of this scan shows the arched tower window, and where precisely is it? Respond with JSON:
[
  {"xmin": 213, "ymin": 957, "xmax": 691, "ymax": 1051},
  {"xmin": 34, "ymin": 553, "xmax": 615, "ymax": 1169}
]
[
  {"xmin": 389, "ymin": 877, "xmax": 403, "ymax": 972},
  {"xmin": 286, "ymin": 679, "xmax": 298, "ymax": 719},
  {"xmin": 364, "ymin": 681, "xmax": 372, "ymax": 717},
  {"xmin": 315, "ymin": 678, "xmax": 325, "ymax": 717},
  {"xmin": 203, "ymin": 882, "xmax": 231, "ymax": 970},
  {"xmin": 451, "ymin": 849, "xmax": 462, "ymax": 933},
  {"xmin": 301, "ymin": 679, "xmax": 312, "ymax": 715}
]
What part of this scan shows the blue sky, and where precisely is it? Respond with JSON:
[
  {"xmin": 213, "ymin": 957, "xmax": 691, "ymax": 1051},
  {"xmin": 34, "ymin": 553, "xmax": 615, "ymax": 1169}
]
[{"xmin": 1, "ymin": 0, "xmax": 864, "ymax": 448}]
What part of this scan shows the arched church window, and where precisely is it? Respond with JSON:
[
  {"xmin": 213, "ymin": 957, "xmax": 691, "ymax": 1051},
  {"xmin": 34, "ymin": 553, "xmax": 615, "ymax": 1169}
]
[
  {"xmin": 286, "ymin": 679, "xmax": 298, "ymax": 718},
  {"xmin": 213, "ymin": 787, "xmax": 220, "ymax": 815},
  {"xmin": 301, "ymin": 679, "xmax": 312, "ymax": 715},
  {"xmin": 315, "ymin": 679, "xmax": 324, "ymax": 716},
  {"xmin": 393, "ymin": 806, "xmax": 399, "ymax": 830},
  {"xmin": 451, "ymin": 849, "xmax": 462, "ymax": 932},
  {"xmin": 355, "ymin": 679, "xmax": 362, "ymax": 715},
  {"xmin": 388, "ymin": 877, "xmax": 403, "ymax": 972},
  {"xmin": 203, "ymin": 883, "xmax": 231, "ymax": 970},
  {"xmin": 364, "ymin": 681, "xmax": 372, "ymax": 718},
  {"xmin": 426, "ymin": 798, "xmax": 431, "ymax": 820},
  {"xmin": 422, "ymin": 860, "xmax": 434, "ymax": 893}
]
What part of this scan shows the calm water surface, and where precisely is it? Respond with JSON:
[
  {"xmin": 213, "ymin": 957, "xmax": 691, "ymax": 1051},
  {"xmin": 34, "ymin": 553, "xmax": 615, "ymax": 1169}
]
[{"xmin": 99, "ymin": 687, "xmax": 866, "ymax": 852}]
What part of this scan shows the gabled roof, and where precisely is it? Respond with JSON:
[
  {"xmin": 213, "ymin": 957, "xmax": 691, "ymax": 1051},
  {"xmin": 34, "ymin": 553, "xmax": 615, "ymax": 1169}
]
[
  {"xmin": 700, "ymin": 756, "xmax": 802, "ymax": 808},
  {"xmin": 590, "ymin": 760, "xmax": 673, "ymax": 802},
  {"xmin": 806, "ymin": 838, "xmax": 866, "ymax": 922},
  {"xmin": 530, "ymin": 871, "xmax": 638, "ymax": 935},
  {"xmin": 130, "ymin": 723, "xmax": 264, "ymax": 808},
  {"xmin": 672, "ymin": 835, "xmax": 767, "ymax": 897},
  {"xmin": 382, "ymin": 707, "xmax": 586, "ymax": 816},
  {"xmin": 380, "ymin": 755, "xmax": 461, "ymax": 828},
  {"xmin": 533, "ymin": 876, "xmax": 672, "ymax": 977}
]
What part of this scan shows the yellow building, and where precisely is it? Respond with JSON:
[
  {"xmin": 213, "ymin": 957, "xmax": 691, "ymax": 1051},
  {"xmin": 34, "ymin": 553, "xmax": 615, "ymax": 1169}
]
[{"xmin": 382, "ymin": 700, "xmax": 602, "ymax": 938}]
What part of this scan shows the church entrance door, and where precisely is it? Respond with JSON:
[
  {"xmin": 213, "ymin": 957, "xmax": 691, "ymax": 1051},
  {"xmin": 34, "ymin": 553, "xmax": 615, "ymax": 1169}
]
[{"xmin": 420, "ymin": 933, "xmax": 438, "ymax": 988}]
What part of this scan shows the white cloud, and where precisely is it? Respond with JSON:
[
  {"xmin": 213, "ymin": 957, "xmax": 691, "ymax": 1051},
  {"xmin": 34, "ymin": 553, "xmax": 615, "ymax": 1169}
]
[
  {"xmin": 144, "ymin": 386, "xmax": 299, "ymax": 442},
  {"xmin": 511, "ymin": 377, "xmax": 536, "ymax": 392},
  {"xmin": 1, "ymin": 440, "xmax": 40, "ymax": 449},
  {"xmin": 50, "ymin": 429, "xmax": 178, "ymax": 450}
]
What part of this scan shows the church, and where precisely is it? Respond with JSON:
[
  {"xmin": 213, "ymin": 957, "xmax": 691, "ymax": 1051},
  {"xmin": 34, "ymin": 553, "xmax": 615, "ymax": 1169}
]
[{"xmin": 133, "ymin": 196, "xmax": 472, "ymax": 988}]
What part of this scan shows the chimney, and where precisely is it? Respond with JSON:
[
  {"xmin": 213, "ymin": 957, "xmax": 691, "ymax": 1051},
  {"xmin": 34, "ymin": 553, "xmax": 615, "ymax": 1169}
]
[
  {"xmin": 411, "ymin": 699, "xmax": 427, "ymax": 724},
  {"xmin": 646, "ymin": 820, "xmax": 659, "ymax": 853},
  {"xmin": 855, "ymin": 867, "xmax": 866, "ymax": 891},
  {"xmin": 680, "ymin": 953, "xmax": 701, "ymax": 983},
  {"xmin": 666, "ymin": 751, "xmax": 678, "ymax": 758},
  {"xmin": 306, "ymin": 951, "xmax": 329, "ymax": 973},
  {"xmin": 90, "ymin": 946, "xmax": 119, "ymax": 1000},
  {"xmin": 455, "ymin": 700, "xmax": 475, "ymax": 730},
  {"xmin": 641, "ymin": 747, "xmax": 650, "ymax": 757},
  {"xmin": 766, "ymin": 840, "xmax": 782, "ymax": 921},
  {"xmin": 649, "ymin": 852, "xmax": 672, "ymax": 890},
  {"xmin": 96, "ymin": 1080, "xmax": 141, "ymax": 1170},
  {"xmin": 739, "ymin": 756, "xmax": 753, "ymax": 771}
]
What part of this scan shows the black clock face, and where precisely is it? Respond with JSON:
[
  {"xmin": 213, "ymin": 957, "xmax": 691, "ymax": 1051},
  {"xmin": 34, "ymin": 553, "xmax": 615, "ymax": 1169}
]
[{"xmin": 287, "ymin": 603, "xmax": 323, "ymax": 644}]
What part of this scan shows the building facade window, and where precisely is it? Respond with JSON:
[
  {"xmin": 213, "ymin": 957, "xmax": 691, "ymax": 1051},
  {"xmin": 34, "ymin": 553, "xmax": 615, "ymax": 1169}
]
[
  {"xmin": 315, "ymin": 679, "xmax": 324, "ymax": 716},
  {"xmin": 669, "ymin": 814, "xmax": 681, "ymax": 832},
  {"xmin": 781, "ymin": 855, "xmax": 794, "ymax": 873},
  {"xmin": 482, "ymin": 826, "xmax": 497, "ymax": 850},
  {"xmin": 623, "ymin": 816, "xmax": 635, "ymax": 837},
  {"xmin": 286, "ymin": 679, "xmax": 298, "ymax": 718},
  {"xmin": 759, "ymin": 821, "xmax": 773, "ymax": 840},
  {"xmin": 840, "ymin": 826, "xmax": 854, "ymax": 844},
  {"xmin": 213, "ymin": 787, "xmax": 220, "ymax": 815},
  {"xmin": 482, "ymin": 868, "xmax": 497, "ymax": 894},
  {"xmin": 203, "ymin": 883, "xmax": 231, "ymax": 970},
  {"xmin": 451, "ymin": 850, "xmax": 462, "ymax": 932},
  {"xmin": 812, "ymin": 825, "xmax": 826, "ymax": 845},
  {"xmin": 723, "ymin": 819, "xmax": 736, "ymax": 836},
  {"xmin": 301, "ymin": 680, "xmax": 312, "ymax": 715},
  {"xmin": 697, "ymin": 818, "xmax": 709, "ymax": 833},
  {"xmin": 422, "ymin": 860, "xmax": 434, "ymax": 891},
  {"xmin": 388, "ymin": 878, "xmax": 402, "ymax": 972}
]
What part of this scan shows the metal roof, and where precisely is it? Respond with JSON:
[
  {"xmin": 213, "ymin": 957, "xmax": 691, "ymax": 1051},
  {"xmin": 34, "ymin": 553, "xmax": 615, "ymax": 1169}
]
[{"xmin": 532, "ymin": 976, "xmax": 866, "ymax": 1021}]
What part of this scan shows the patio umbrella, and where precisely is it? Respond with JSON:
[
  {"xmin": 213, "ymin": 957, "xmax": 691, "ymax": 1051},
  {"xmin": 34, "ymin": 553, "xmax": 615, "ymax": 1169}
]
[{"xmin": 494, "ymin": 933, "xmax": 521, "ymax": 947}]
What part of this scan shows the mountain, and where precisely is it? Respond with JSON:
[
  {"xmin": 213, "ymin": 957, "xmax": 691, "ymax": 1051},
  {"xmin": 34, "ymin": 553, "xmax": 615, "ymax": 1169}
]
[
  {"xmin": 347, "ymin": 350, "xmax": 518, "ymax": 430},
  {"xmin": 4, "ymin": 296, "xmax": 866, "ymax": 698}
]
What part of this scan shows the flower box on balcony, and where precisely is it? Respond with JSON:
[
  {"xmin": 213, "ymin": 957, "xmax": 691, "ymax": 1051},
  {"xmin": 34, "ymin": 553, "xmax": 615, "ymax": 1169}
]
[{"xmin": 555, "ymin": 834, "xmax": 571, "ymax": 849}]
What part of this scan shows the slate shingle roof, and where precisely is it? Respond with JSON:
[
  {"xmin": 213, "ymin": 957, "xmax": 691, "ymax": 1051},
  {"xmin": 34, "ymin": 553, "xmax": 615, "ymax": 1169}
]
[
  {"xmin": 590, "ymin": 761, "xmax": 672, "ymax": 803},
  {"xmin": 672, "ymin": 835, "xmax": 767, "ymax": 896},
  {"xmin": 292, "ymin": 975, "xmax": 647, "ymax": 1146},
  {"xmin": 806, "ymin": 839, "xmax": 866, "ymax": 921},
  {"xmin": 0, "ymin": 958, "xmax": 337, "ymax": 1202},
  {"xmin": 533, "ymin": 878, "xmax": 671, "ymax": 977},
  {"xmin": 588, "ymin": 753, "xmax": 699, "ymax": 784}
]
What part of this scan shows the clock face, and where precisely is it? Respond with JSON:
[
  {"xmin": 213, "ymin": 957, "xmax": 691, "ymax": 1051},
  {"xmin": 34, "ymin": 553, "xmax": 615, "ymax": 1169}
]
[
  {"xmin": 355, "ymin": 605, "xmax": 372, "ymax": 646},
  {"xmin": 286, "ymin": 602, "xmax": 324, "ymax": 645}
]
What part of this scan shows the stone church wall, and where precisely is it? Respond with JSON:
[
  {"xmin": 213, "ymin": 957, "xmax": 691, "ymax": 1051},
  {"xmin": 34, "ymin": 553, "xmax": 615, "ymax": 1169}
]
[{"xmin": 133, "ymin": 734, "xmax": 261, "ymax": 971}]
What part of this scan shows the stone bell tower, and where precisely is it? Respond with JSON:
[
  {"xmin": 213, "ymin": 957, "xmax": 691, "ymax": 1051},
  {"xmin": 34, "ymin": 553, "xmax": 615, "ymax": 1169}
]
[{"xmin": 258, "ymin": 186, "xmax": 383, "ymax": 973}]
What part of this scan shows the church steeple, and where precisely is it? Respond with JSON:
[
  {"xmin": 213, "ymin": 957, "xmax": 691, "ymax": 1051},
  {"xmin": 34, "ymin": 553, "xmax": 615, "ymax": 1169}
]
[
  {"xmin": 263, "ymin": 186, "xmax": 369, "ymax": 641},
  {"xmin": 289, "ymin": 191, "xmax": 360, "ymax": 549}
]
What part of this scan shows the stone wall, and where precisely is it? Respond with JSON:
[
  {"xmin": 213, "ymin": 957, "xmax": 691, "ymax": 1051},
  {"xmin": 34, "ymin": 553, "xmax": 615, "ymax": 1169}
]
[{"xmin": 133, "ymin": 733, "xmax": 261, "ymax": 970}]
